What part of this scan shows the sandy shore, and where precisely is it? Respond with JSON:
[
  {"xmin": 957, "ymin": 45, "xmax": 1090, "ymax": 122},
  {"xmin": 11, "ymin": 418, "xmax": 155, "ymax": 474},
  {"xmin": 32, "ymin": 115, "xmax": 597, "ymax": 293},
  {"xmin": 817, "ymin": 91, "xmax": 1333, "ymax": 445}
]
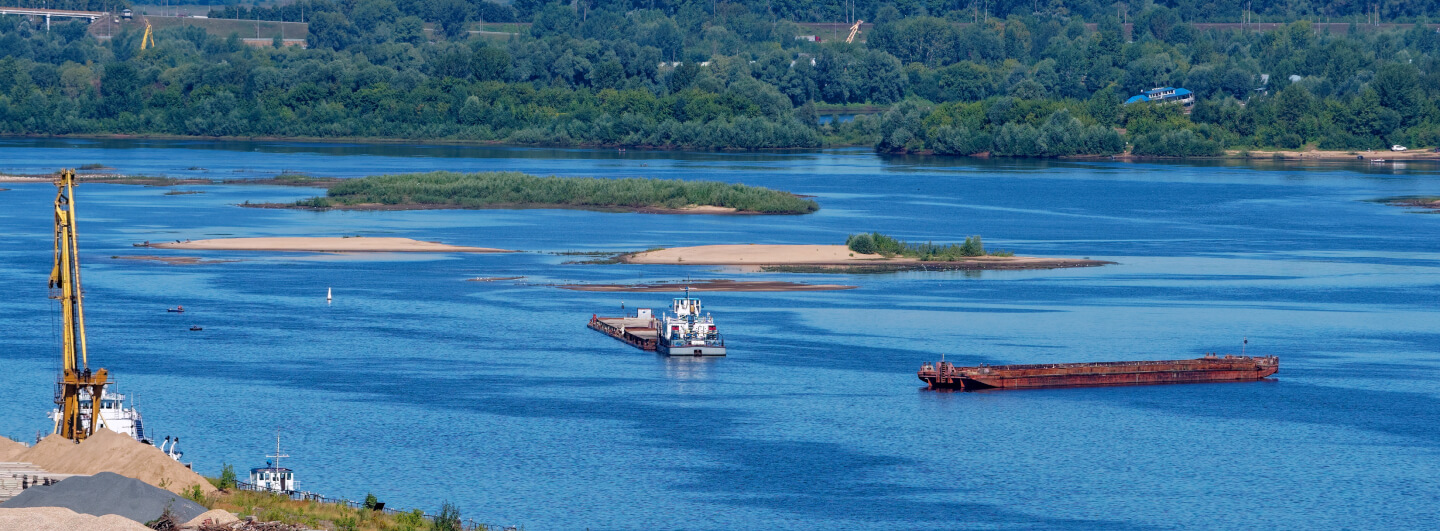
[
  {"xmin": 618, "ymin": 244, "xmax": 1109, "ymax": 271},
  {"xmin": 145, "ymin": 237, "xmax": 512, "ymax": 253},
  {"xmin": 560, "ymin": 279, "xmax": 857, "ymax": 292}
]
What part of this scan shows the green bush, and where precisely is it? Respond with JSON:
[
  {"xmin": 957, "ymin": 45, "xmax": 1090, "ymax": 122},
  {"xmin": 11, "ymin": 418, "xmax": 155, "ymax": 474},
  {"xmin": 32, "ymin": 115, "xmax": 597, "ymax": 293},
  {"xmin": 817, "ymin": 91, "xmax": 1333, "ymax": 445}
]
[
  {"xmin": 847, "ymin": 233, "xmax": 995, "ymax": 260},
  {"xmin": 1130, "ymin": 129, "xmax": 1223, "ymax": 157}
]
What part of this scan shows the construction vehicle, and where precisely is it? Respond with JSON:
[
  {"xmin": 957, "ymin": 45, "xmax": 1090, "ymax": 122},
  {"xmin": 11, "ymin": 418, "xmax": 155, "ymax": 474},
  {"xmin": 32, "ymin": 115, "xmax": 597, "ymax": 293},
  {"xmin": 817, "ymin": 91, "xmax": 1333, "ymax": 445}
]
[
  {"xmin": 846, "ymin": 20, "xmax": 863, "ymax": 43},
  {"xmin": 140, "ymin": 17, "xmax": 155, "ymax": 50},
  {"xmin": 50, "ymin": 169, "xmax": 110, "ymax": 441}
]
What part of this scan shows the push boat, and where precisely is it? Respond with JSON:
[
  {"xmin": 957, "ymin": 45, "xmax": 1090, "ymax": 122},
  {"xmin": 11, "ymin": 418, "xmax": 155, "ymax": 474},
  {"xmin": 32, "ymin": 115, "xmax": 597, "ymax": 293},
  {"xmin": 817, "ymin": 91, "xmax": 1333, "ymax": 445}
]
[
  {"xmin": 655, "ymin": 288, "xmax": 726, "ymax": 357},
  {"xmin": 918, "ymin": 354, "xmax": 1279, "ymax": 390},
  {"xmin": 588, "ymin": 287, "xmax": 726, "ymax": 356}
]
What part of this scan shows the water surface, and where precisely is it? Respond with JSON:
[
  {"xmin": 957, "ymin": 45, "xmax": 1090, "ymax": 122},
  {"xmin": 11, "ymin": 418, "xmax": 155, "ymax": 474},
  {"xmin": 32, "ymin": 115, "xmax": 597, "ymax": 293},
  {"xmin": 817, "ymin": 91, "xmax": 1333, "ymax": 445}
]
[{"xmin": 0, "ymin": 139, "xmax": 1437, "ymax": 529}]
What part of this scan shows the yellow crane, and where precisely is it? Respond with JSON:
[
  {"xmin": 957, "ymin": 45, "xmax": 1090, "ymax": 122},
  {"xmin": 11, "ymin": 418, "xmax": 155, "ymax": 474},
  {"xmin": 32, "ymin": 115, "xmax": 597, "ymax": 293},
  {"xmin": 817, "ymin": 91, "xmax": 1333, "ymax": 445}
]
[
  {"xmin": 846, "ymin": 20, "xmax": 864, "ymax": 43},
  {"xmin": 140, "ymin": 18, "xmax": 155, "ymax": 50},
  {"xmin": 50, "ymin": 169, "xmax": 109, "ymax": 441}
]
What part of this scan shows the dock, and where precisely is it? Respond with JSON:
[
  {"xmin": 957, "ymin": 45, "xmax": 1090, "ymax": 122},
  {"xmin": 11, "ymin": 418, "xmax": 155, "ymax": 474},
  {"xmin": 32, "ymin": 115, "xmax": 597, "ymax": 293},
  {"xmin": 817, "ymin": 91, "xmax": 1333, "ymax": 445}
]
[{"xmin": 588, "ymin": 312, "xmax": 658, "ymax": 351}]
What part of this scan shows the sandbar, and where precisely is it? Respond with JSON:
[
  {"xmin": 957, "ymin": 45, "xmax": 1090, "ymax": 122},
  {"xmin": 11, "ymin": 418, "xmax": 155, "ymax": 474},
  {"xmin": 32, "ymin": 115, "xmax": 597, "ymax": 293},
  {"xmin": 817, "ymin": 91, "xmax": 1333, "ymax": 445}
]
[
  {"xmin": 1382, "ymin": 196, "xmax": 1440, "ymax": 211},
  {"xmin": 619, "ymin": 245, "xmax": 1111, "ymax": 271},
  {"xmin": 559, "ymin": 280, "xmax": 856, "ymax": 292},
  {"xmin": 144, "ymin": 237, "xmax": 512, "ymax": 253},
  {"xmin": 112, "ymin": 255, "xmax": 237, "ymax": 265}
]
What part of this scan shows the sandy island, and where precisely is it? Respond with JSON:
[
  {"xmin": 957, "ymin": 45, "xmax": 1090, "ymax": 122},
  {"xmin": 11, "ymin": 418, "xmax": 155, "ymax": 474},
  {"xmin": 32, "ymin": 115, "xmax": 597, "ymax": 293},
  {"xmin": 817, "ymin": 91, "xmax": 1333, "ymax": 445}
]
[
  {"xmin": 619, "ymin": 245, "xmax": 1111, "ymax": 271},
  {"xmin": 143, "ymin": 237, "xmax": 512, "ymax": 253},
  {"xmin": 560, "ymin": 279, "xmax": 856, "ymax": 292}
]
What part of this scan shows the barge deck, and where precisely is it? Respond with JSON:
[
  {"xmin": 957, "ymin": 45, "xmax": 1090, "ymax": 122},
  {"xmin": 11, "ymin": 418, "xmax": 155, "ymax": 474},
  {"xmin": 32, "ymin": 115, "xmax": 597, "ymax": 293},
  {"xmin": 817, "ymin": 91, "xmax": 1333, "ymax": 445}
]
[
  {"xmin": 919, "ymin": 354, "xmax": 1279, "ymax": 390},
  {"xmin": 588, "ymin": 314, "xmax": 658, "ymax": 351}
]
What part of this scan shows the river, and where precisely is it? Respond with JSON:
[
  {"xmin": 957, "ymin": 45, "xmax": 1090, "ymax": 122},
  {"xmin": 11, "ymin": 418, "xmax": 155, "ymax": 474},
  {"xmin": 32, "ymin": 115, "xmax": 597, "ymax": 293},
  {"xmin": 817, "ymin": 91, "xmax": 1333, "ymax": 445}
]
[{"xmin": 0, "ymin": 139, "xmax": 1437, "ymax": 529}]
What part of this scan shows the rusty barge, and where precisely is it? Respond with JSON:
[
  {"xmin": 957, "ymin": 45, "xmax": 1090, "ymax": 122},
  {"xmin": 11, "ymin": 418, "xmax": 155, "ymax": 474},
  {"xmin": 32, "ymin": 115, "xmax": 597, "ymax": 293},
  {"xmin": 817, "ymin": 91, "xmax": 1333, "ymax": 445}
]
[
  {"xmin": 589, "ymin": 309, "xmax": 659, "ymax": 351},
  {"xmin": 918, "ymin": 354, "xmax": 1279, "ymax": 390}
]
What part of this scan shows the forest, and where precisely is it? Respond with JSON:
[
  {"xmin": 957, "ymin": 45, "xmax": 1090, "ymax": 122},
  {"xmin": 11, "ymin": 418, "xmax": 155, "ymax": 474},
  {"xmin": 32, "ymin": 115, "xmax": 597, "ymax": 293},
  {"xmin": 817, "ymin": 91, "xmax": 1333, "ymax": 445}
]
[{"xmin": 0, "ymin": 0, "xmax": 1437, "ymax": 157}]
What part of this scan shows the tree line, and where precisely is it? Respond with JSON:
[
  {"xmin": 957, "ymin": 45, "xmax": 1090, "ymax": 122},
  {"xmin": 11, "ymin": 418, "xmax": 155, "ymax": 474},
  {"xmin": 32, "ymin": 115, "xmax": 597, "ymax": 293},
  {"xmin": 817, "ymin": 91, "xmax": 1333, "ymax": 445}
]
[{"xmin": 0, "ymin": 1, "xmax": 1437, "ymax": 156}]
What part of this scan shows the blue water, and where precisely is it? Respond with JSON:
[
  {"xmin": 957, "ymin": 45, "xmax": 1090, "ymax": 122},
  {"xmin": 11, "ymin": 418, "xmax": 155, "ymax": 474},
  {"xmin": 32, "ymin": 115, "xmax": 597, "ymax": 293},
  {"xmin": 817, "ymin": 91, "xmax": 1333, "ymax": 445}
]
[{"xmin": 1, "ymin": 139, "xmax": 1438, "ymax": 529}]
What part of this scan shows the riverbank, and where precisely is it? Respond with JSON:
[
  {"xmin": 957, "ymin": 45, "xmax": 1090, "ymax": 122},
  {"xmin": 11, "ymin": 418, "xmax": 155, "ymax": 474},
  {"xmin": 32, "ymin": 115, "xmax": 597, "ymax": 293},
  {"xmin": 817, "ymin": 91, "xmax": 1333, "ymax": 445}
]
[
  {"xmin": 618, "ymin": 245, "xmax": 1111, "ymax": 271},
  {"xmin": 144, "ymin": 237, "xmax": 513, "ymax": 253}
]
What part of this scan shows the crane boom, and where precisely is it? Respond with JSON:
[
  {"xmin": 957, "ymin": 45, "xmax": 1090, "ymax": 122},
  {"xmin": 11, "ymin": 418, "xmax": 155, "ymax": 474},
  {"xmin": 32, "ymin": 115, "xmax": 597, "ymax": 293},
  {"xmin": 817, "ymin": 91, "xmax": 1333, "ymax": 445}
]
[
  {"xmin": 50, "ymin": 169, "xmax": 108, "ymax": 441},
  {"xmin": 846, "ymin": 20, "xmax": 863, "ymax": 43}
]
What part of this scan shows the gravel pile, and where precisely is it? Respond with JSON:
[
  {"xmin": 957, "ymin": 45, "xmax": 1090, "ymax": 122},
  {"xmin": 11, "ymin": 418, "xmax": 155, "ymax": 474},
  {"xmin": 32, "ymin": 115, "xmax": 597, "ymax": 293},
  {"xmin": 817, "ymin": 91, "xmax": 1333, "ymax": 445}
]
[
  {"xmin": 18, "ymin": 429, "xmax": 215, "ymax": 495},
  {"xmin": 0, "ymin": 471, "xmax": 208, "ymax": 523},
  {"xmin": 0, "ymin": 506, "xmax": 150, "ymax": 530}
]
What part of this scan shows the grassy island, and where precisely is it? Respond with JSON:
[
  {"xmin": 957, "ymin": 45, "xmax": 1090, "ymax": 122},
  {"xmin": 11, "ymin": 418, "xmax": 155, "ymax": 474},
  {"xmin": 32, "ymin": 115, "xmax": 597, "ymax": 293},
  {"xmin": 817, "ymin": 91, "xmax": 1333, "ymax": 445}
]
[
  {"xmin": 845, "ymin": 233, "xmax": 1013, "ymax": 261},
  {"xmin": 282, "ymin": 171, "xmax": 818, "ymax": 215}
]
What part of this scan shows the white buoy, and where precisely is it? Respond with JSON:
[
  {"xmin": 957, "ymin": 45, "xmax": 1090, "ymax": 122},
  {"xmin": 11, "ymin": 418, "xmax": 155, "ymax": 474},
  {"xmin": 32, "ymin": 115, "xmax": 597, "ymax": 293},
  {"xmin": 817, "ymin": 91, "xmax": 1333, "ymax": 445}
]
[{"xmin": 327, "ymin": 287, "xmax": 332, "ymax": 304}]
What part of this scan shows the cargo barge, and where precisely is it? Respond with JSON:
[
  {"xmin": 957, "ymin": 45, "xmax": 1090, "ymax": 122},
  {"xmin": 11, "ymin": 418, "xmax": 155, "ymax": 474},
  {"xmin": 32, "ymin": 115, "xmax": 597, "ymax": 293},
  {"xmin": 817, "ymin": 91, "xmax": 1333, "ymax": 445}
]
[
  {"xmin": 918, "ymin": 354, "xmax": 1279, "ymax": 390},
  {"xmin": 588, "ymin": 288, "xmax": 726, "ymax": 356},
  {"xmin": 588, "ymin": 309, "xmax": 659, "ymax": 351}
]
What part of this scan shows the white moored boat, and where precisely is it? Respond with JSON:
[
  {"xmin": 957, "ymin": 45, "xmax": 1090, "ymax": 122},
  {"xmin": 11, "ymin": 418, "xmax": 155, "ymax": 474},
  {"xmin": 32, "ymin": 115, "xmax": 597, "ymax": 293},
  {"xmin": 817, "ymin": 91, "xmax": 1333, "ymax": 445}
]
[
  {"xmin": 47, "ymin": 385, "xmax": 151, "ymax": 445},
  {"xmin": 656, "ymin": 288, "xmax": 726, "ymax": 357}
]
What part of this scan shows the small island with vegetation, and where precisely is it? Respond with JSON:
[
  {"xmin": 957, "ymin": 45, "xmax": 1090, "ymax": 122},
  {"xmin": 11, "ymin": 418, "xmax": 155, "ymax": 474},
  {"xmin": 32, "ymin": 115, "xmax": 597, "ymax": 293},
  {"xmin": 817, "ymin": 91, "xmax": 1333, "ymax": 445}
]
[
  {"xmin": 249, "ymin": 171, "xmax": 818, "ymax": 215},
  {"xmin": 614, "ymin": 233, "xmax": 1111, "ymax": 273}
]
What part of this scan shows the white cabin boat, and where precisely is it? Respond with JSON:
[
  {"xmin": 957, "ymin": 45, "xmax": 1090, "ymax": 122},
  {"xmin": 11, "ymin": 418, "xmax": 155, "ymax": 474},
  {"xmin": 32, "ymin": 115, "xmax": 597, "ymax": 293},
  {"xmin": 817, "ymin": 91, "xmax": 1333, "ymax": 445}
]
[
  {"xmin": 47, "ymin": 386, "xmax": 151, "ymax": 444},
  {"xmin": 250, "ymin": 433, "xmax": 296, "ymax": 493},
  {"xmin": 656, "ymin": 288, "xmax": 726, "ymax": 356}
]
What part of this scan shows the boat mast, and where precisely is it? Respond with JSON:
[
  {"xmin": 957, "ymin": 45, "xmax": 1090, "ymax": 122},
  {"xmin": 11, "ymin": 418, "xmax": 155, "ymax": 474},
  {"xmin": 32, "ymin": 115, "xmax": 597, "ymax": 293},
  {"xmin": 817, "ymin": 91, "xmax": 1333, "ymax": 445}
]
[{"xmin": 51, "ymin": 169, "xmax": 109, "ymax": 441}]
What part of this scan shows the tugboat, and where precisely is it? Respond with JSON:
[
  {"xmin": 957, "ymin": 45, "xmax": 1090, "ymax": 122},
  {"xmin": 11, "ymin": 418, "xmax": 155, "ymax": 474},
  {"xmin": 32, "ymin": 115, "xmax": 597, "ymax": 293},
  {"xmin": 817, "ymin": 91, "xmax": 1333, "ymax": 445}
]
[
  {"xmin": 250, "ymin": 431, "xmax": 296, "ymax": 494},
  {"xmin": 167, "ymin": 306, "xmax": 184, "ymax": 313},
  {"xmin": 655, "ymin": 287, "xmax": 726, "ymax": 357}
]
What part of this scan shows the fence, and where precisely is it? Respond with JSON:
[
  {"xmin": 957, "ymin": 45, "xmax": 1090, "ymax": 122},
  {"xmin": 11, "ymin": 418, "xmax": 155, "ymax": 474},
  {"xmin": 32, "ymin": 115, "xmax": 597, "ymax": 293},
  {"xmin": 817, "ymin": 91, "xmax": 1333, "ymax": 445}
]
[{"xmin": 232, "ymin": 481, "xmax": 512, "ymax": 531}]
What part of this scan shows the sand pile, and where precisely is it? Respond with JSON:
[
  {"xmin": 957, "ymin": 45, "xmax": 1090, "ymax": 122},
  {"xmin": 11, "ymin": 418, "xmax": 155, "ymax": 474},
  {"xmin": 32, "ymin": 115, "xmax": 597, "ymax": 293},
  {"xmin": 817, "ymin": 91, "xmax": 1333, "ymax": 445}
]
[
  {"xmin": 1, "ymin": 471, "xmax": 208, "ymax": 523},
  {"xmin": 185, "ymin": 508, "xmax": 240, "ymax": 527},
  {"xmin": 18, "ymin": 430, "xmax": 216, "ymax": 495},
  {"xmin": 0, "ymin": 437, "xmax": 26, "ymax": 460},
  {"xmin": 0, "ymin": 506, "xmax": 150, "ymax": 530}
]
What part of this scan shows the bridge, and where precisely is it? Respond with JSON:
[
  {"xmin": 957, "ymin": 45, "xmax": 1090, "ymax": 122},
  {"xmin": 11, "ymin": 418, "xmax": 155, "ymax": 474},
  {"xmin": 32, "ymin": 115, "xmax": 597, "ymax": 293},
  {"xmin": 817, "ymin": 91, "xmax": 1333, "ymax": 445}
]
[{"xmin": 0, "ymin": 7, "xmax": 107, "ymax": 31}]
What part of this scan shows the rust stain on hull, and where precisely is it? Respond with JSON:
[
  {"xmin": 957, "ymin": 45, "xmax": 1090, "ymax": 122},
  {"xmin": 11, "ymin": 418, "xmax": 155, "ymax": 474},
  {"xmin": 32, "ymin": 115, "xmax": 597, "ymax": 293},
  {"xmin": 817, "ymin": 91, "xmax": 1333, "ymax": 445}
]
[{"xmin": 918, "ymin": 356, "xmax": 1279, "ymax": 390}]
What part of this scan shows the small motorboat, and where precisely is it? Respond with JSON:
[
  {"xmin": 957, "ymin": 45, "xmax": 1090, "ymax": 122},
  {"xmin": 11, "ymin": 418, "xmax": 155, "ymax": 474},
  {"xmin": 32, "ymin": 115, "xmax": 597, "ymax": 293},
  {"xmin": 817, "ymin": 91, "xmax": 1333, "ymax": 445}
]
[
  {"xmin": 167, "ymin": 306, "xmax": 185, "ymax": 313},
  {"xmin": 189, "ymin": 326, "xmax": 203, "ymax": 331}
]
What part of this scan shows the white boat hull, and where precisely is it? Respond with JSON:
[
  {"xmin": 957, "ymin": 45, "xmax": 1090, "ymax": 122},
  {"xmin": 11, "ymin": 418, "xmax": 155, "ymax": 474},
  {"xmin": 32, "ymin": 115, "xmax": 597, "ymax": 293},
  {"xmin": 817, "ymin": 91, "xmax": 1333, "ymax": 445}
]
[{"xmin": 658, "ymin": 342, "xmax": 727, "ymax": 357}]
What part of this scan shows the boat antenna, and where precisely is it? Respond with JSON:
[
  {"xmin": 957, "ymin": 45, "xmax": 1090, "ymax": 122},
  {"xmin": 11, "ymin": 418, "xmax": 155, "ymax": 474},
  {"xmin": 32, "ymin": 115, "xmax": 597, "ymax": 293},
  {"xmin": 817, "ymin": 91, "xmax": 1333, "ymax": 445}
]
[
  {"xmin": 267, "ymin": 429, "xmax": 289, "ymax": 471},
  {"xmin": 1242, "ymin": 337, "xmax": 1247, "ymax": 357}
]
